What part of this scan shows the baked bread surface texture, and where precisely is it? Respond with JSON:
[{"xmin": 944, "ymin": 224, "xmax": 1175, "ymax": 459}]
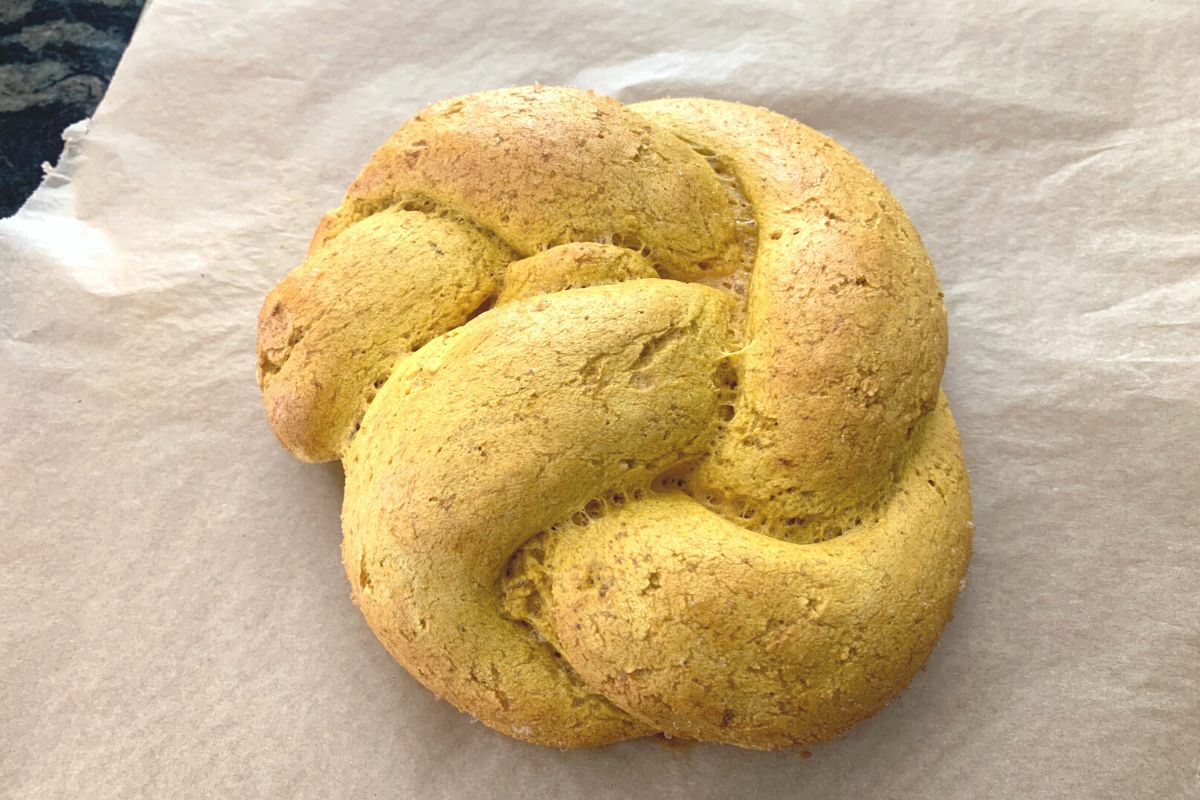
[{"xmin": 256, "ymin": 85, "xmax": 973, "ymax": 749}]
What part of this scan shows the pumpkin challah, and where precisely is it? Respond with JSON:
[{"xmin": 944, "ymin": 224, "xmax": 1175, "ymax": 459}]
[{"xmin": 256, "ymin": 86, "xmax": 972, "ymax": 749}]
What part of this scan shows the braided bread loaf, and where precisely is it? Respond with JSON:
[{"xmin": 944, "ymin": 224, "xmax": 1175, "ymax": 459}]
[{"xmin": 256, "ymin": 86, "xmax": 972, "ymax": 749}]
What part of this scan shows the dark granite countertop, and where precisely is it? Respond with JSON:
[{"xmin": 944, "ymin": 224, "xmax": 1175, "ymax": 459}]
[{"xmin": 0, "ymin": 0, "xmax": 146, "ymax": 217}]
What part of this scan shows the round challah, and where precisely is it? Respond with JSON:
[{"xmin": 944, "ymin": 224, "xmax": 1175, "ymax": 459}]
[{"xmin": 257, "ymin": 86, "xmax": 972, "ymax": 749}]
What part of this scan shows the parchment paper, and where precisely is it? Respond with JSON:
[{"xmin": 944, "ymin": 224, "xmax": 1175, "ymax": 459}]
[{"xmin": 2, "ymin": 1, "xmax": 1198, "ymax": 798}]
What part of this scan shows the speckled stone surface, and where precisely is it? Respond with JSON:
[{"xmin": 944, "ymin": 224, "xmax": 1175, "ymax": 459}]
[{"xmin": 0, "ymin": 0, "xmax": 145, "ymax": 217}]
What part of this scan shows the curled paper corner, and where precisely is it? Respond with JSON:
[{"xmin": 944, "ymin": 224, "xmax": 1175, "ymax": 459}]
[
  {"xmin": 62, "ymin": 118, "xmax": 92, "ymax": 144},
  {"xmin": 40, "ymin": 118, "xmax": 92, "ymax": 187}
]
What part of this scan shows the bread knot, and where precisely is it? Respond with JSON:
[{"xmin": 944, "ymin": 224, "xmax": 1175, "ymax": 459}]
[{"xmin": 257, "ymin": 85, "xmax": 972, "ymax": 749}]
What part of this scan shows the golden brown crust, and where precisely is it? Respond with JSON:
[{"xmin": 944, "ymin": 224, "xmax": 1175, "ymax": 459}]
[
  {"xmin": 258, "ymin": 208, "xmax": 514, "ymax": 461},
  {"xmin": 539, "ymin": 393, "xmax": 970, "ymax": 748},
  {"xmin": 257, "ymin": 86, "xmax": 973, "ymax": 749},
  {"xmin": 497, "ymin": 242, "xmax": 659, "ymax": 305},
  {"xmin": 310, "ymin": 85, "xmax": 740, "ymax": 281},
  {"xmin": 633, "ymin": 98, "xmax": 949, "ymax": 534}
]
